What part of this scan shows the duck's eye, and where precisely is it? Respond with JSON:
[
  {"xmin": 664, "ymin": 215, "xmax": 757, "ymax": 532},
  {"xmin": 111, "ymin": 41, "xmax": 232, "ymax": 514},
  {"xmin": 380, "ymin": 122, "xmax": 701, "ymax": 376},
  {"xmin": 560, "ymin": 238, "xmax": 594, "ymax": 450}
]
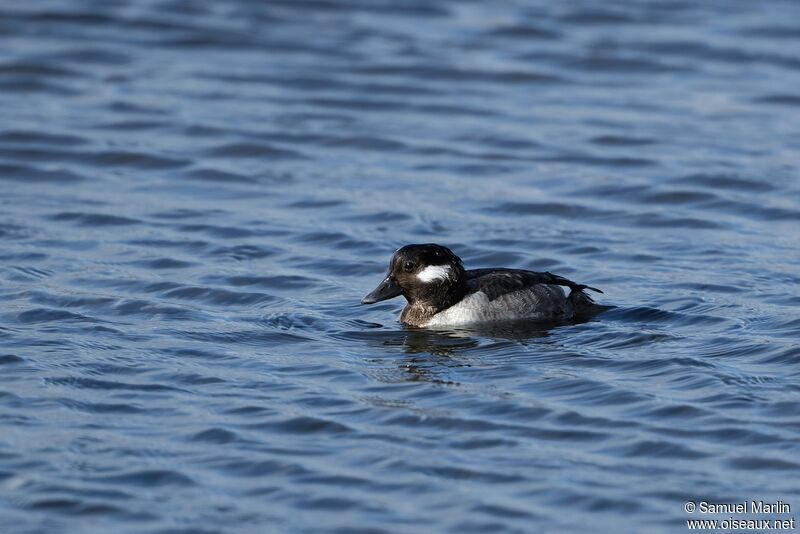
[{"xmin": 403, "ymin": 261, "xmax": 415, "ymax": 272}]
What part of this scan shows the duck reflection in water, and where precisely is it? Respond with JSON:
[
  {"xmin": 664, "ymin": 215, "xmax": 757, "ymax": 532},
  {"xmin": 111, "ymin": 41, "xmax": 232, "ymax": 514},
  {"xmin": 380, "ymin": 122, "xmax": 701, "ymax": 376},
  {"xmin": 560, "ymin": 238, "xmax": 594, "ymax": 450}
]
[{"xmin": 356, "ymin": 318, "xmax": 598, "ymax": 384}]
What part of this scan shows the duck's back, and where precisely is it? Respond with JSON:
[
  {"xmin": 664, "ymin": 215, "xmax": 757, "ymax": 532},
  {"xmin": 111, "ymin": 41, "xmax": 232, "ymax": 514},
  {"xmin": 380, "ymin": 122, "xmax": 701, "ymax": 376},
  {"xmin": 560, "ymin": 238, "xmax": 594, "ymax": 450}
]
[{"xmin": 424, "ymin": 268, "xmax": 584, "ymax": 326}]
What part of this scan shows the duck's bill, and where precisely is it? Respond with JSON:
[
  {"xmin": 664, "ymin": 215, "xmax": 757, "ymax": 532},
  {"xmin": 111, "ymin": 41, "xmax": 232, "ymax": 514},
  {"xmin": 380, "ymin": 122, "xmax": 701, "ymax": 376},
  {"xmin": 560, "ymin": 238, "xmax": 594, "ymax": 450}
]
[{"xmin": 361, "ymin": 276, "xmax": 402, "ymax": 304}]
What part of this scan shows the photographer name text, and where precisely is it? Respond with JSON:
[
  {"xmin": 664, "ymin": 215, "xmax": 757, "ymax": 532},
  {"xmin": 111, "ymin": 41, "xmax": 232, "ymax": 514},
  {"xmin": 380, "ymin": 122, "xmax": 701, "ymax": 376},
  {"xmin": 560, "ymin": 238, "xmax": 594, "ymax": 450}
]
[{"xmin": 696, "ymin": 501, "xmax": 791, "ymax": 514}]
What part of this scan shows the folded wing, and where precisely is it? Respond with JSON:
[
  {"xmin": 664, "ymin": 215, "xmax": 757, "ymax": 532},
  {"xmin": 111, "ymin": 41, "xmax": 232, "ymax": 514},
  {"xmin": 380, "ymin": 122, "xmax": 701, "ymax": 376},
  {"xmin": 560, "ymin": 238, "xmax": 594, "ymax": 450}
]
[{"xmin": 466, "ymin": 268, "xmax": 602, "ymax": 302}]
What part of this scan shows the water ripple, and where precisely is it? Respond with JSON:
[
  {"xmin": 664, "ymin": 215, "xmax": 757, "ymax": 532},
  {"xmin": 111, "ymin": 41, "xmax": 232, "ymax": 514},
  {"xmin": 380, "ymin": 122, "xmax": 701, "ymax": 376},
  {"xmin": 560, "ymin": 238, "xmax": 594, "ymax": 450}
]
[{"xmin": 1, "ymin": 1, "xmax": 799, "ymax": 532}]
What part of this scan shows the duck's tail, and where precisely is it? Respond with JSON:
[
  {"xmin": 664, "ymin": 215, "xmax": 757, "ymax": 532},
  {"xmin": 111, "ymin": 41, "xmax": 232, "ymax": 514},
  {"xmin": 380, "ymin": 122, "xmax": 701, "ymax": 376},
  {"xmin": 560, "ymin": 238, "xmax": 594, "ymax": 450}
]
[
  {"xmin": 567, "ymin": 285, "xmax": 611, "ymax": 318},
  {"xmin": 543, "ymin": 271, "xmax": 603, "ymax": 294}
]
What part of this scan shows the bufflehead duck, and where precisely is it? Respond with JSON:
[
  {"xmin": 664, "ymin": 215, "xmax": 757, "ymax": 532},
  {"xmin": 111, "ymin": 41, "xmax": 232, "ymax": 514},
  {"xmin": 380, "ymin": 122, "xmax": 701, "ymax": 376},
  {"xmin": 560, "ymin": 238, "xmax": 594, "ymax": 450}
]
[{"xmin": 361, "ymin": 244, "xmax": 602, "ymax": 327}]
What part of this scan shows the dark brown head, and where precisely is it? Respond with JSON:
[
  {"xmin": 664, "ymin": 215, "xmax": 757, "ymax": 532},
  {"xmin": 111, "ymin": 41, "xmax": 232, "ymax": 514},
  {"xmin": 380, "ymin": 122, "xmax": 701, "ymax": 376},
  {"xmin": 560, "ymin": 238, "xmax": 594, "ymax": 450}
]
[{"xmin": 361, "ymin": 244, "xmax": 467, "ymax": 310}]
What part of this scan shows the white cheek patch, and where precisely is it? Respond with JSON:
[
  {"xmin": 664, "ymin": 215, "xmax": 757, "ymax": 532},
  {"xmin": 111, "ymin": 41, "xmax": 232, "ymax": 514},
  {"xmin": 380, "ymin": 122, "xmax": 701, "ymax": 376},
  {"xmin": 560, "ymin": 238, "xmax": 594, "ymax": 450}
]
[{"xmin": 417, "ymin": 264, "xmax": 451, "ymax": 283}]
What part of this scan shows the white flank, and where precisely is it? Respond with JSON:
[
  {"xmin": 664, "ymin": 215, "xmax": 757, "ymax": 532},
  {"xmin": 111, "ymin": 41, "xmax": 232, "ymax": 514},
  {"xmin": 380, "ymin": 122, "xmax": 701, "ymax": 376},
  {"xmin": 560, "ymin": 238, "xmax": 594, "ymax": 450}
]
[
  {"xmin": 424, "ymin": 292, "xmax": 488, "ymax": 326},
  {"xmin": 416, "ymin": 264, "xmax": 451, "ymax": 283}
]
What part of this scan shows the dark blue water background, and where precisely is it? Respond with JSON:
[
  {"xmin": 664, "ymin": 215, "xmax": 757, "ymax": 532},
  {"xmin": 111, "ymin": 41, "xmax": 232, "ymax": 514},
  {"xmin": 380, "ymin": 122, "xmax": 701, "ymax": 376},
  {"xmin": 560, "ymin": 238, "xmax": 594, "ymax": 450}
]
[{"xmin": 1, "ymin": 1, "xmax": 799, "ymax": 532}]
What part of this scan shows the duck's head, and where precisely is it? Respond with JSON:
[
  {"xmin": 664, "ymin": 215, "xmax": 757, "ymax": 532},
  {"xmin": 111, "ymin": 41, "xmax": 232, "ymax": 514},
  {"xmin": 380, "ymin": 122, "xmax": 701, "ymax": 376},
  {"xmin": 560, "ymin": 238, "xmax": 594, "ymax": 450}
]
[{"xmin": 361, "ymin": 243, "xmax": 466, "ymax": 307}]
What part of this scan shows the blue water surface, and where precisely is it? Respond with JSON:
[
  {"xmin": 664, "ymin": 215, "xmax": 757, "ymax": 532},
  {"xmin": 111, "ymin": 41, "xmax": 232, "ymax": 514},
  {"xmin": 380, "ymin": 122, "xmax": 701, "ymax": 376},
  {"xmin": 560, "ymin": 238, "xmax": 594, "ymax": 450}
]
[{"xmin": 1, "ymin": 1, "xmax": 800, "ymax": 532}]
